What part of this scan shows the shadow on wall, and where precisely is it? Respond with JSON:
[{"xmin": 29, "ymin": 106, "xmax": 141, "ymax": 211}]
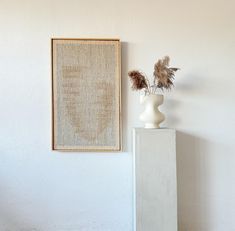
[
  {"xmin": 121, "ymin": 42, "xmax": 129, "ymax": 152},
  {"xmin": 164, "ymin": 73, "xmax": 205, "ymax": 128},
  {"xmin": 163, "ymin": 98, "xmax": 181, "ymax": 126},
  {"xmin": 176, "ymin": 131, "xmax": 212, "ymax": 231}
]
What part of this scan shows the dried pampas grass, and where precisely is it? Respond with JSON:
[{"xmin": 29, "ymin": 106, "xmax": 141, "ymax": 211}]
[
  {"xmin": 153, "ymin": 56, "xmax": 179, "ymax": 90},
  {"xmin": 128, "ymin": 70, "xmax": 148, "ymax": 91},
  {"xmin": 128, "ymin": 56, "xmax": 179, "ymax": 94}
]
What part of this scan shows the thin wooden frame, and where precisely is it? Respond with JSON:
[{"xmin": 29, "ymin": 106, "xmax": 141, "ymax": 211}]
[{"xmin": 51, "ymin": 38, "xmax": 121, "ymax": 151}]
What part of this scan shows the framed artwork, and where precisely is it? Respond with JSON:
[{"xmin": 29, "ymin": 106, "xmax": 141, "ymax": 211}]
[{"xmin": 51, "ymin": 38, "xmax": 121, "ymax": 151}]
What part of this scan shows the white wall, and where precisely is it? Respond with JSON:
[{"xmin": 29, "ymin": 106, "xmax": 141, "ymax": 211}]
[{"xmin": 0, "ymin": 0, "xmax": 235, "ymax": 230}]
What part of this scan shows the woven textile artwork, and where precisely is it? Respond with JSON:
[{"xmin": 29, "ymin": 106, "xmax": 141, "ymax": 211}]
[{"xmin": 52, "ymin": 39, "xmax": 121, "ymax": 151}]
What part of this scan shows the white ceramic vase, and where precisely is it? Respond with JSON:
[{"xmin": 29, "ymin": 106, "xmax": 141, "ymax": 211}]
[{"xmin": 139, "ymin": 94, "xmax": 165, "ymax": 128}]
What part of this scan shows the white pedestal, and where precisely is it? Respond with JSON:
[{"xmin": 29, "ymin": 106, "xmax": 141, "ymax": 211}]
[{"xmin": 133, "ymin": 128, "xmax": 177, "ymax": 231}]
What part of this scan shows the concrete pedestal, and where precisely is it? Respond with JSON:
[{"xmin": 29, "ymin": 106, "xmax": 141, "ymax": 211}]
[{"xmin": 133, "ymin": 128, "xmax": 177, "ymax": 231}]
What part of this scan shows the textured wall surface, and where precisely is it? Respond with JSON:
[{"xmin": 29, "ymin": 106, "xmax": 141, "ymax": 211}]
[{"xmin": 0, "ymin": 0, "xmax": 235, "ymax": 230}]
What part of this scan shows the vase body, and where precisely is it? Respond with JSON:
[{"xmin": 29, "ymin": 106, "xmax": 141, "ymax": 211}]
[{"xmin": 139, "ymin": 94, "xmax": 165, "ymax": 128}]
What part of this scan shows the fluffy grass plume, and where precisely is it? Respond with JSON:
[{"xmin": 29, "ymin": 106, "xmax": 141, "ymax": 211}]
[
  {"xmin": 128, "ymin": 70, "xmax": 148, "ymax": 91},
  {"xmin": 153, "ymin": 56, "xmax": 179, "ymax": 90},
  {"xmin": 128, "ymin": 56, "xmax": 179, "ymax": 93}
]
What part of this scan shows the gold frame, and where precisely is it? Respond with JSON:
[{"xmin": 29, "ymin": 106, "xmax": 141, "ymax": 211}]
[{"xmin": 51, "ymin": 38, "xmax": 121, "ymax": 151}]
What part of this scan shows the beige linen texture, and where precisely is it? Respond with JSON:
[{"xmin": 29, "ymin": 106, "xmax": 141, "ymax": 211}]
[{"xmin": 52, "ymin": 39, "xmax": 121, "ymax": 151}]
